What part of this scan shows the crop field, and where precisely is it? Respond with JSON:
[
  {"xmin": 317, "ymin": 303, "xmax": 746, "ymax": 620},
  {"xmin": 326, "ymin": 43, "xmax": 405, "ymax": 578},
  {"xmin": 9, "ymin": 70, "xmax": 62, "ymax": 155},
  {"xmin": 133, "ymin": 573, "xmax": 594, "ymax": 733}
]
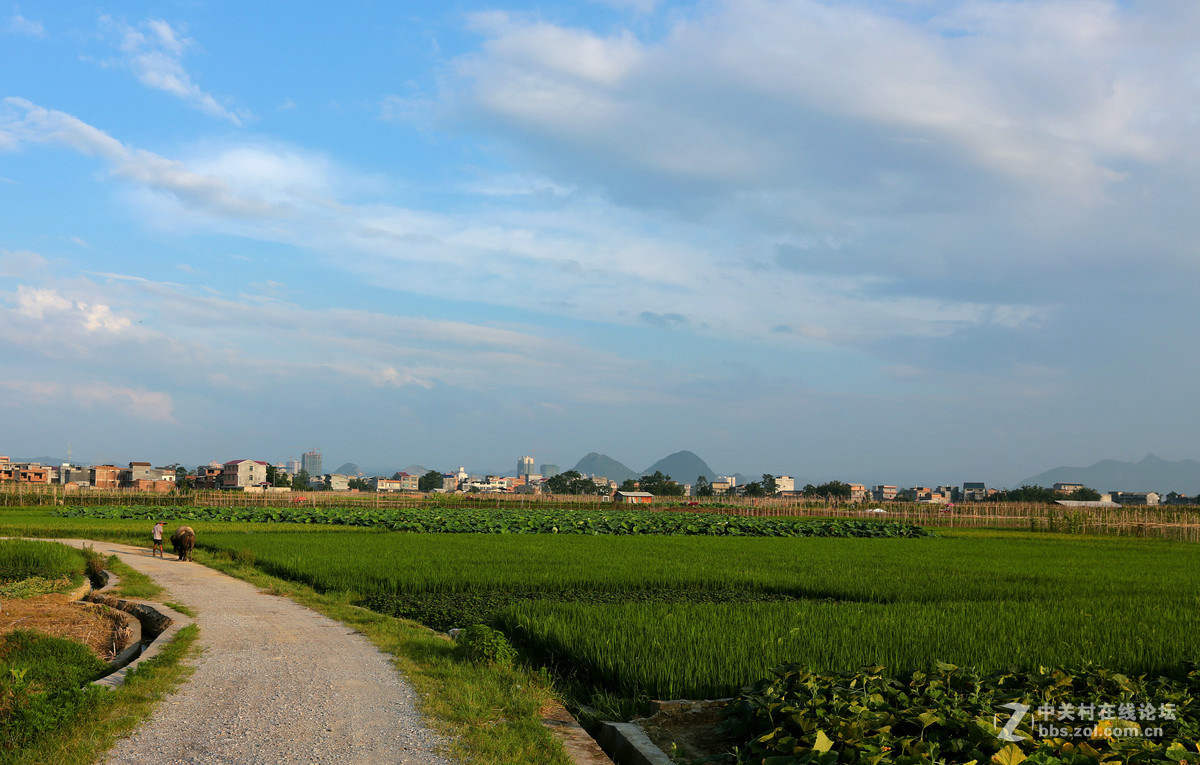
[
  {"xmin": 5, "ymin": 504, "xmax": 1200, "ymax": 761},
  {"xmin": 0, "ymin": 538, "xmax": 87, "ymax": 583},
  {"xmin": 49, "ymin": 504, "xmax": 932, "ymax": 537},
  {"xmin": 176, "ymin": 529, "xmax": 1200, "ymax": 702}
]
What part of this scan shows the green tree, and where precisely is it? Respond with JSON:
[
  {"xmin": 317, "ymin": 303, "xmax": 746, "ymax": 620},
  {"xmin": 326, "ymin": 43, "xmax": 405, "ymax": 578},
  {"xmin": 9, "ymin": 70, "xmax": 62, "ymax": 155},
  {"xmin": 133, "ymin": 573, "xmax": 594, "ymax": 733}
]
[
  {"xmin": 618, "ymin": 478, "xmax": 639, "ymax": 493},
  {"xmin": 638, "ymin": 471, "xmax": 685, "ymax": 497},
  {"xmin": 547, "ymin": 470, "xmax": 609, "ymax": 495},
  {"xmin": 419, "ymin": 470, "xmax": 443, "ymax": 492},
  {"xmin": 265, "ymin": 465, "xmax": 291, "ymax": 488},
  {"xmin": 805, "ymin": 481, "xmax": 851, "ymax": 499},
  {"xmin": 348, "ymin": 477, "xmax": 372, "ymax": 491},
  {"xmin": 1066, "ymin": 486, "xmax": 1101, "ymax": 501},
  {"xmin": 291, "ymin": 469, "xmax": 310, "ymax": 492},
  {"xmin": 990, "ymin": 485, "xmax": 1058, "ymax": 503},
  {"xmin": 694, "ymin": 475, "xmax": 713, "ymax": 497},
  {"xmin": 743, "ymin": 481, "xmax": 766, "ymax": 498},
  {"xmin": 545, "ymin": 470, "xmax": 581, "ymax": 494},
  {"xmin": 762, "ymin": 473, "xmax": 777, "ymax": 496}
]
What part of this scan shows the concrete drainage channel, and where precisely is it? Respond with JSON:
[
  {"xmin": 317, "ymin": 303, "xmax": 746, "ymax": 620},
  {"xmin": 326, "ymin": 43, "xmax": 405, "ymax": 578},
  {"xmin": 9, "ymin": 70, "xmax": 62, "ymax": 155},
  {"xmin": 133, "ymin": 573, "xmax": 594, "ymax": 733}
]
[
  {"xmin": 76, "ymin": 570, "xmax": 194, "ymax": 688},
  {"xmin": 589, "ymin": 699, "xmax": 735, "ymax": 765}
]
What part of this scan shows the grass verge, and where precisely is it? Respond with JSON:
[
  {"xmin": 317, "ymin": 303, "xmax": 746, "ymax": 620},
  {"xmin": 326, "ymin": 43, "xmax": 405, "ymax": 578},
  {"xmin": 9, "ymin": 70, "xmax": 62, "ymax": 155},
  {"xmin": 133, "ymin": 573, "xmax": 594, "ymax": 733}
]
[
  {"xmin": 197, "ymin": 549, "xmax": 572, "ymax": 765},
  {"xmin": 102, "ymin": 555, "xmax": 164, "ymax": 601},
  {"xmin": 163, "ymin": 601, "xmax": 197, "ymax": 618},
  {"xmin": 0, "ymin": 624, "xmax": 199, "ymax": 765}
]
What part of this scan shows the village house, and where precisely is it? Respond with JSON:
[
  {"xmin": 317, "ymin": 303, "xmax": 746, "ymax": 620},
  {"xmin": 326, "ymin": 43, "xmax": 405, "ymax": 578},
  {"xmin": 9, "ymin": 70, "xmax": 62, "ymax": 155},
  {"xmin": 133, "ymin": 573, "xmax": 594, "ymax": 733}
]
[
  {"xmin": 0, "ymin": 457, "xmax": 49, "ymax": 484},
  {"xmin": 614, "ymin": 490, "xmax": 653, "ymax": 504},
  {"xmin": 370, "ymin": 477, "xmax": 408, "ymax": 492},
  {"xmin": 89, "ymin": 465, "xmax": 121, "ymax": 489},
  {"xmin": 221, "ymin": 459, "xmax": 269, "ymax": 490},
  {"xmin": 1112, "ymin": 491, "xmax": 1160, "ymax": 506}
]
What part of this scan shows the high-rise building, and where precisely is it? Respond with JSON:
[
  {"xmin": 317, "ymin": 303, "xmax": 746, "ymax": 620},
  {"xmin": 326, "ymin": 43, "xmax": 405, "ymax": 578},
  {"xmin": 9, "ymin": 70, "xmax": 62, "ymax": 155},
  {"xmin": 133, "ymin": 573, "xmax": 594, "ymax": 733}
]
[
  {"xmin": 302, "ymin": 449, "xmax": 323, "ymax": 476},
  {"xmin": 540, "ymin": 464, "xmax": 560, "ymax": 478},
  {"xmin": 517, "ymin": 455, "xmax": 534, "ymax": 477}
]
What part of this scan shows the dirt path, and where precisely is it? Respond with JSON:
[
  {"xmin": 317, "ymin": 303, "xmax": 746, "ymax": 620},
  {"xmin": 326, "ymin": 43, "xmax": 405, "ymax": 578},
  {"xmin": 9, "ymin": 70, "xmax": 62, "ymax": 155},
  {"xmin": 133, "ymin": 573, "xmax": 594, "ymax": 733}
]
[{"xmin": 59, "ymin": 539, "xmax": 459, "ymax": 765}]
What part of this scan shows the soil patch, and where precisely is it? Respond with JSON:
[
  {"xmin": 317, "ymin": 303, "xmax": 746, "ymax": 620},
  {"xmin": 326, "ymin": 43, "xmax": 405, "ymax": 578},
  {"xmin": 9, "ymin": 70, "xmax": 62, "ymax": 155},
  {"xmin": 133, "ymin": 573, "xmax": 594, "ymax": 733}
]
[
  {"xmin": 634, "ymin": 700, "xmax": 736, "ymax": 762},
  {"xmin": 0, "ymin": 592, "xmax": 134, "ymax": 661}
]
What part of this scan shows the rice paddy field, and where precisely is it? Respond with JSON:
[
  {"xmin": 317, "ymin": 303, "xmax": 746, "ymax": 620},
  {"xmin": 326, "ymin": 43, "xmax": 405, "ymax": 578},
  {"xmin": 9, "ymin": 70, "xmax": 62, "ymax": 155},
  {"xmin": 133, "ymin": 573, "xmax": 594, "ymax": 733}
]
[
  {"xmin": 4, "ymin": 503, "xmax": 1199, "ymax": 762},
  {"xmin": 5, "ymin": 504, "xmax": 1198, "ymax": 701},
  {"xmin": 177, "ymin": 528, "xmax": 1200, "ymax": 702}
]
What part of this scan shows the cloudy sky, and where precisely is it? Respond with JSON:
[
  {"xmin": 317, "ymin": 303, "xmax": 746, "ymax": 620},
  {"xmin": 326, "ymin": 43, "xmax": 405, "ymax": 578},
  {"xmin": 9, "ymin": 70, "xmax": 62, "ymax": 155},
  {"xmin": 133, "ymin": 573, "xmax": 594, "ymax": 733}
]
[{"xmin": 2, "ymin": 0, "xmax": 1197, "ymax": 485}]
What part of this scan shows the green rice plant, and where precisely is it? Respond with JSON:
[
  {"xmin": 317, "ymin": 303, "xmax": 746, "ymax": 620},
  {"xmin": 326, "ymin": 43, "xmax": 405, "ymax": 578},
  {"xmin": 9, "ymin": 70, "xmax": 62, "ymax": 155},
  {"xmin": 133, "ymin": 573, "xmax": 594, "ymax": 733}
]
[
  {"xmin": 0, "ymin": 540, "xmax": 85, "ymax": 583},
  {"xmin": 189, "ymin": 531, "xmax": 1200, "ymax": 608},
  {"xmin": 187, "ymin": 530, "xmax": 1200, "ymax": 707},
  {"xmin": 496, "ymin": 595, "xmax": 1200, "ymax": 700}
]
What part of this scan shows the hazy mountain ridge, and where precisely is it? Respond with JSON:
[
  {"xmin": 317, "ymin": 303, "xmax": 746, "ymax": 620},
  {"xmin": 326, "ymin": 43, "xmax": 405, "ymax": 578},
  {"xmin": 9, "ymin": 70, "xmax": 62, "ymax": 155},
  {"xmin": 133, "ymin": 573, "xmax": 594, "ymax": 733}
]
[
  {"xmin": 571, "ymin": 453, "xmax": 639, "ymax": 482},
  {"xmin": 1020, "ymin": 454, "xmax": 1200, "ymax": 495},
  {"xmin": 642, "ymin": 450, "xmax": 716, "ymax": 482},
  {"xmin": 569, "ymin": 450, "xmax": 720, "ymax": 484}
]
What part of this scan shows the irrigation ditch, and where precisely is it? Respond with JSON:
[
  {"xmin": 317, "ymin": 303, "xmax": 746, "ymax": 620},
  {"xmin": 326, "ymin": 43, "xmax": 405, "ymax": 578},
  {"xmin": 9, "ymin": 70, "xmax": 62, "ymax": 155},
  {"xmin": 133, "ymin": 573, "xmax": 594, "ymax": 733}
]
[{"xmin": 81, "ymin": 568, "xmax": 194, "ymax": 688}]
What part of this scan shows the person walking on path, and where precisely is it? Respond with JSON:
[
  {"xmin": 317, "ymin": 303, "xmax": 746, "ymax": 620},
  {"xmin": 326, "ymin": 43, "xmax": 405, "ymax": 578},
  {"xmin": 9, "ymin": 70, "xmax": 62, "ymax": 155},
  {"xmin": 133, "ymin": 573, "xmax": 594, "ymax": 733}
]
[{"xmin": 151, "ymin": 520, "xmax": 164, "ymax": 558}]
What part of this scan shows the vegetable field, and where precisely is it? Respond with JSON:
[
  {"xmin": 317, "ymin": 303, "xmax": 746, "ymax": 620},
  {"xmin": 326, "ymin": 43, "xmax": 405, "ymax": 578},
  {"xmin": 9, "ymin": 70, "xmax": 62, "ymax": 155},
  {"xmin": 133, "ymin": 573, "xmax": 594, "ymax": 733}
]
[{"xmin": 51, "ymin": 504, "xmax": 931, "ymax": 537}]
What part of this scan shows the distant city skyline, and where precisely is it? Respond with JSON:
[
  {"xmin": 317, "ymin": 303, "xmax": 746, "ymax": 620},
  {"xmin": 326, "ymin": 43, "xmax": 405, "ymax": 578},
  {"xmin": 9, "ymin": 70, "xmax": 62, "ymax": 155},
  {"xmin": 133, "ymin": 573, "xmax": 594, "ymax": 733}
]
[
  {"xmin": 8, "ymin": 445, "xmax": 1200, "ymax": 494},
  {"xmin": 3, "ymin": 2, "xmax": 1198, "ymax": 487}
]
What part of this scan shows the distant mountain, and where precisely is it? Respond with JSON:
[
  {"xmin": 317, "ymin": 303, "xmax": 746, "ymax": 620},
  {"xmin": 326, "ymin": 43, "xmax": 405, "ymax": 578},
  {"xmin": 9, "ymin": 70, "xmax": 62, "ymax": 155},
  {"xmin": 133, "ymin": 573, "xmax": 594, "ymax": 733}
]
[
  {"xmin": 1020, "ymin": 454, "xmax": 1200, "ymax": 495},
  {"xmin": 572, "ymin": 453, "xmax": 639, "ymax": 482},
  {"xmin": 642, "ymin": 450, "xmax": 715, "ymax": 482},
  {"xmin": 14, "ymin": 456, "xmax": 69, "ymax": 466},
  {"xmin": 332, "ymin": 462, "xmax": 361, "ymax": 476}
]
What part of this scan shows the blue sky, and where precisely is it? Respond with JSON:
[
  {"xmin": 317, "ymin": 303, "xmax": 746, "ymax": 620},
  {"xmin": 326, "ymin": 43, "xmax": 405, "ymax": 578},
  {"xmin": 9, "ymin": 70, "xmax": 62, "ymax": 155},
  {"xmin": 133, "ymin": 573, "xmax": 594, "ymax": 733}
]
[{"xmin": 2, "ymin": 0, "xmax": 1198, "ymax": 485}]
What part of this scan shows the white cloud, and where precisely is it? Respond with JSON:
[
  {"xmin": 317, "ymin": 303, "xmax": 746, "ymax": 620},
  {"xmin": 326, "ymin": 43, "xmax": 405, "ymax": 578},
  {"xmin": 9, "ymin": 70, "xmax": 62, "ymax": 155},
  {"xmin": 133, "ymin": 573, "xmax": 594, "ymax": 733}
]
[
  {"xmin": 587, "ymin": 0, "xmax": 660, "ymax": 13},
  {"xmin": 2, "ymin": 96, "xmax": 1045, "ymax": 348},
  {"xmin": 0, "ymin": 248, "xmax": 48, "ymax": 277},
  {"xmin": 449, "ymin": 0, "xmax": 1199, "ymax": 210},
  {"xmin": 0, "ymin": 379, "xmax": 175, "ymax": 423},
  {"xmin": 0, "ymin": 266, "xmax": 675, "ymax": 408},
  {"xmin": 98, "ymin": 16, "xmax": 250, "ymax": 125},
  {"xmin": 0, "ymin": 98, "xmax": 280, "ymax": 218},
  {"xmin": 11, "ymin": 285, "xmax": 132, "ymax": 333},
  {"xmin": 5, "ymin": 13, "xmax": 44, "ymax": 37}
]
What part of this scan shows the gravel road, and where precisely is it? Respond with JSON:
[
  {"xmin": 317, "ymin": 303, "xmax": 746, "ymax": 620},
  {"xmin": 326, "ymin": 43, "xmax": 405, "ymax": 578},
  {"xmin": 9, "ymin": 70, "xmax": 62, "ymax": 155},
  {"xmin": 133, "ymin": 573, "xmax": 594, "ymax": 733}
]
[{"xmin": 61, "ymin": 538, "xmax": 460, "ymax": 765}]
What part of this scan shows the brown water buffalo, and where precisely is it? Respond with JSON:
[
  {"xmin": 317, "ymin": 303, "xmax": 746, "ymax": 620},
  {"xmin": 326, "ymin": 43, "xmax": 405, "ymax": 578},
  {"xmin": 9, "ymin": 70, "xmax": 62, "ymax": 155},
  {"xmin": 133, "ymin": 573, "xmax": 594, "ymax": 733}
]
[{"xmin": 170, "ymin": 525, "xmax": 195, "ymax": 561}]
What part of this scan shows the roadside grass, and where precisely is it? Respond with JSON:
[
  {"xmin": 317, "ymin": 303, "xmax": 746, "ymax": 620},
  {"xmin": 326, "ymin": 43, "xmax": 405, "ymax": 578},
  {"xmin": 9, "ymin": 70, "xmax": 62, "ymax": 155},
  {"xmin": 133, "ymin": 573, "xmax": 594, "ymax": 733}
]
[
  {"xmin": 163, "ymin": 601, "xmax": 197, "ymax": 618},
  {"xmin": 102, "ymin": 555, "xmax": 163, "ymax": 601},
  {"xmin": 0, "ymin": 624, "xmax": 199, "ymax": 765},
  {"xmin": 198, "ymin": 549, "xmax": 572, "ymax": 765}
]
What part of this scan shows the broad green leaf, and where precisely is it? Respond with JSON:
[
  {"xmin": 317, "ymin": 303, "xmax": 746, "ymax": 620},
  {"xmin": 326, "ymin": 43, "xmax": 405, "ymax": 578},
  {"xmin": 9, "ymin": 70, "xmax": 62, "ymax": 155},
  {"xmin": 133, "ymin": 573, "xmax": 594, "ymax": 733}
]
[{"xmin": 813, "ymin": 730, "xmax": 834, "ymax": 754}]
